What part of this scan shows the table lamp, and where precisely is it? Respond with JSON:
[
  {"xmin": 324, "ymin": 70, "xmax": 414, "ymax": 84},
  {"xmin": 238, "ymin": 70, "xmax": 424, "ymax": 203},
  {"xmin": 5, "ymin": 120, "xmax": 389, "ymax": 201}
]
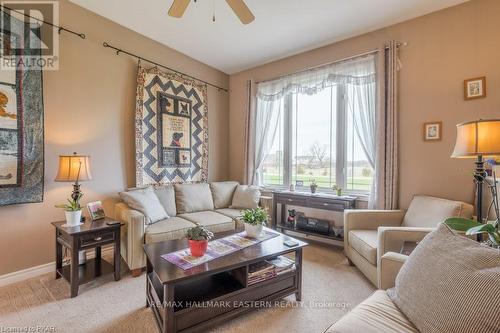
[
  {"xmin": 451, "ymin": 119, "xmax": 500, "ymax": 227},
  {"xmin": 55, "ymin": 152, "xmax": 92, "ymax": 208}
]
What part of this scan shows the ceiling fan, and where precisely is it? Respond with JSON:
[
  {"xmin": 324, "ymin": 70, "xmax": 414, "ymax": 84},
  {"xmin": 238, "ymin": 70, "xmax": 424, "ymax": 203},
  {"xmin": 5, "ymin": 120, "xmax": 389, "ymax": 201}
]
[{"xmin": 168, "ymin": 0, "xmax": 255, "ymax": 24}]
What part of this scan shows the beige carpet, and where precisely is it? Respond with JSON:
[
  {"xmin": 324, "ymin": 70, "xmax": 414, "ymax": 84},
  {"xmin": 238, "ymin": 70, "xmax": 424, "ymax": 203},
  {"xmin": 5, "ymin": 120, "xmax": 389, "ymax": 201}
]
[{"xmin": 0, "ymin": 244, "xmax": 375, "ymax": 333}]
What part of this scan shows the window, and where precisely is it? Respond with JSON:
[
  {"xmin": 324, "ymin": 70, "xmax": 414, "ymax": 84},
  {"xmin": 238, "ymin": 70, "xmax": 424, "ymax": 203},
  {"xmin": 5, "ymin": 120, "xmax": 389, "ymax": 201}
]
[{"xmin": 257, "ymin": 55, "xmax": 376, "ymax": 194}]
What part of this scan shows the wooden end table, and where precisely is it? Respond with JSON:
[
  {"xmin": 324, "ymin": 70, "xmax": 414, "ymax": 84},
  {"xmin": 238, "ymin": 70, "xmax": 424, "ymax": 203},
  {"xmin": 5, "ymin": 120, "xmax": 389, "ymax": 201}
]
[{"xmin": 52, "ymin": 218, "xmax": 122, "ymax": 297}]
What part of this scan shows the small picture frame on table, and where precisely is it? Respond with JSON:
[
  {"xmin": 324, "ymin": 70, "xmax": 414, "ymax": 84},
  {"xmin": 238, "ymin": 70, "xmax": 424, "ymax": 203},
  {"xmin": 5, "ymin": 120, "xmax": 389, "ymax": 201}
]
[
  {"xmin": 87, "ymin": 201, "xmax": 105, "ymax": 221},
  {"xmin": 423, "ymin": 122, "xmax": 442, "ymax": 142},
  {"xmin": 464, "ymin": 77, "xmax": 486, "ymax": 100}
]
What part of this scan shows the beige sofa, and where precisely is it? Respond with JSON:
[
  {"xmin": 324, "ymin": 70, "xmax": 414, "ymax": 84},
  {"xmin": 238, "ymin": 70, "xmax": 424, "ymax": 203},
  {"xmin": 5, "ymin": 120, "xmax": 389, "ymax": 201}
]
[
  {"xmin": 114, "ymin": 181, "xmax": 252, "ymax": 276},
  {"xmin": 326, "ymin": 252, "xmax": 417, "ymax": 333},
  {"xmin": 344, "ymin": 195, "xmax": 473, "ymax": 287}
]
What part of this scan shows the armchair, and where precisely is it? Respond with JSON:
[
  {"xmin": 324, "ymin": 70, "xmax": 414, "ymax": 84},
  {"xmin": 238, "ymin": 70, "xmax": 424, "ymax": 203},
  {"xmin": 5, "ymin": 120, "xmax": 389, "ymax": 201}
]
[{"xmin": 344, "ymin": 195, "xmax": 473, "ymax": 287}]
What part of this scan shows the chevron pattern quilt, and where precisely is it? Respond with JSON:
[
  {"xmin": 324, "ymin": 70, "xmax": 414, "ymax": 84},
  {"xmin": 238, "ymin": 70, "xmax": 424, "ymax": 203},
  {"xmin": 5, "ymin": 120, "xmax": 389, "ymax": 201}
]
[{"xmin": 135, "ymin": 65, "xmax": 208, "ymax": 186}]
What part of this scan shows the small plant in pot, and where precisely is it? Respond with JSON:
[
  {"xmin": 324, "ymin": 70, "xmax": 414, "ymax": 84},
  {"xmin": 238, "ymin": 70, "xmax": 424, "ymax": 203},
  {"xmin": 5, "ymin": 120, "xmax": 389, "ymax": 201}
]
[
  {"xmin": 186, "ymin": 226, "xmax": 214, "ymax": 257},
  {"xmin": 310, "ymin": 179, "xmax": 318, "ymax": 194},
  {"xmin": 241, "ymin": 207, "xmax": 267, "ymax": 238},
  {"xmin": 332, "ymin": 184, "xmax": 342, "ymax": 196},
  {"xmin": 55, "ymin": 193, "xmax": 83, "ymax": 227}
]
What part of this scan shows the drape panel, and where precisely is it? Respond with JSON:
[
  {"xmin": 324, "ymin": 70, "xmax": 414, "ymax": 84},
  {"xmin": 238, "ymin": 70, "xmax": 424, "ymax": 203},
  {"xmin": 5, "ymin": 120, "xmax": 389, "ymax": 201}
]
[
  {"xmin": 244, "ymin": 80, "xmax": 257, "ymax": 184},
  {"xmin": 373, "ymin": 41, "xmax": 400, "ymax": 209}
]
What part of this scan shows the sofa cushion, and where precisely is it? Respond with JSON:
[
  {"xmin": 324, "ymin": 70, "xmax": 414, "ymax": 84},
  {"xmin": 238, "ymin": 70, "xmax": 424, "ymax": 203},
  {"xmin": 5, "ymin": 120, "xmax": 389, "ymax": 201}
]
[
  {"xmin": 216, "ymin": 208, "xmax": 242, "ymax": 220},
  {"xmin": 388, "ymin": 224, "xmax": 500, "ymax": 333},
  {"xmin": 179, "ymin": 211, "xmax": 235, "ymax": 234},
  {"xmin": 119, "ymin": 187, "xmax": 168, "ymax": 224},
  {"xmin": 174, "ymin": 183, "xmax": 215, "ymax": 214},
  {"xmin": 154, "ymin": 185, "xmax": 177, "ymax": 217},
  {"xmin": 230, "ymin": 185, "xmax": 260, "ymax": 209},
  {"xmin": 145, "ymin": 217, "xmax": 196, "ymax": 244},
  {"xmin": 210, "ymin": 181, "xmax": 239, "ymax": 209},
  {"xmin": 349, "ymin": 230, "xmax": 378, "ymax": 265},
  {"xmin": 326, "ymin": 290, "xmax": 418, "ymax": 333},
  {"xmin": 402, "ymin": 195, "xmax": 473, "ymax": 228},
  {"xmin": 216, "ymin": 208, "xmax": 244, "ymax": 227}
]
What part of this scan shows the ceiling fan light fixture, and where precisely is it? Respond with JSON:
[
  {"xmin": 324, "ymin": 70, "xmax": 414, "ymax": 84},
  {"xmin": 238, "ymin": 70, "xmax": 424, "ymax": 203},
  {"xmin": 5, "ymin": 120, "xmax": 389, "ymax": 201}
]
[{"xmin": 168, "ymin": 0, "xmax": 255, "ymax": 25}]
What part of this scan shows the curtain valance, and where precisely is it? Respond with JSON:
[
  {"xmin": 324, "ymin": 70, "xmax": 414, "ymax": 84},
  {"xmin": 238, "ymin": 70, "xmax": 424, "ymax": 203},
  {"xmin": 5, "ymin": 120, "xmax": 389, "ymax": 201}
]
[{"xmin": 256, "ymin": 54, "xmax": 376, "ymax": 101}]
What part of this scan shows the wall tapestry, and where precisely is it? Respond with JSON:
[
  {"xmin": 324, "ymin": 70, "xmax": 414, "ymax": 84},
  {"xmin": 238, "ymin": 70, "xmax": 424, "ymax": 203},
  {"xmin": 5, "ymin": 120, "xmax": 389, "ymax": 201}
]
[
  {"xmin": 135, "ymin": 64, "xmax": 208, "ymax": 186},
  {"xmin": 0, "ymin": 13, "xmax": 44, "ymax": 206}
]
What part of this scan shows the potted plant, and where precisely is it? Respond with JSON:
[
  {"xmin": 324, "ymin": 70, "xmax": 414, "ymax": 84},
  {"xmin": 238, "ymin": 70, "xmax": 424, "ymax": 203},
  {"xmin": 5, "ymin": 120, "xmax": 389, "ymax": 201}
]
[
  {"xmin": 332, "ymin": 184, "xmax": 342, "ymax": 196},
  {"xmin": 186, "ymin": 226, "xmax": 214, "ymax": 257},
  {"xmin": 55, "ymin": 193, "xmax": 83, "ymax": 227},
  {"xmin": 241, "ymin": 207, "xmax": 267, "ymax": 238},
  {"xmin": 310, "ymin": 179, "xmax": 318, "ymax": 194},
  {"xmin": 444, "ymin": 217, "xmax": 500, "ymax": 248}
]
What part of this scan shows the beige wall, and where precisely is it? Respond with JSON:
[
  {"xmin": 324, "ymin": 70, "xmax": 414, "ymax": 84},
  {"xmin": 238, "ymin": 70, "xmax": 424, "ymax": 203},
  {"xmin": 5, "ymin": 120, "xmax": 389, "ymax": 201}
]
[
  {"xmin": 0, "ymin": 0, "xmax": 229, "ymax": 275},
  {"xmin": 229, "ymin": 0, "xmax": 500, "ymax": 209}
]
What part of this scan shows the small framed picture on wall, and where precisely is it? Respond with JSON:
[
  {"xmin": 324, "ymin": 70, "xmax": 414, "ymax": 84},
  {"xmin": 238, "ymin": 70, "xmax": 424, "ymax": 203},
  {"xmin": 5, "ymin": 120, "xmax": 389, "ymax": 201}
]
[
  {"xmin": 87, "ymin": 201, "xmax": 106, "ymax": 221},
  {"xmin": 464, "ymin": 77, "xmax": 486, "ymax": 100},
  {"xmin": 423, "ymin": 122, "xmax": 442, "ymax": 142}
]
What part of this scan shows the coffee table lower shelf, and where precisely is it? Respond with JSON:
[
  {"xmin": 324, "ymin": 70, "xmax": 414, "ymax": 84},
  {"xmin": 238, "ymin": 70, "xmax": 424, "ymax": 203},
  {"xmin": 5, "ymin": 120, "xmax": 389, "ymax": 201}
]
[{"xmin": 146, "ymin": 250, "xmax": 303, "ymax": 333}]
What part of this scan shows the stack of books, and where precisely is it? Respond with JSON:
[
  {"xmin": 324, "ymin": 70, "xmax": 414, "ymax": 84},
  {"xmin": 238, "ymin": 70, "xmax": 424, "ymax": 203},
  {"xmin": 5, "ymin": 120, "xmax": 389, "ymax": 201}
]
[
  {"xmin": 248, "ymin": 256, "xmax": 296, "ymax": 285},
  {"xmin": 248, "ymin": 261, "xmax": 276, "ymax": 285},
  {"xmin": 266, "ymin": 256, "xmax": 295, "ymax": 275}
]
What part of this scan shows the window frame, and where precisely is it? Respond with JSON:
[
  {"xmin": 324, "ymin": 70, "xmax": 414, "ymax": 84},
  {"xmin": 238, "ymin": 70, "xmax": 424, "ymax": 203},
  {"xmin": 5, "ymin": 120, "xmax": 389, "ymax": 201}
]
[{"xmin": 262, "ymin": 84, "xmax": 372, "ymax": 195}]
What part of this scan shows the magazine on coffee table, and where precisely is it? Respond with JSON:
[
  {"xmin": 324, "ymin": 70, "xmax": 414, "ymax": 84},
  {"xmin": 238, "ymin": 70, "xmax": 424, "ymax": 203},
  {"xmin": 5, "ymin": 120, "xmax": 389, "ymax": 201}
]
[{"xmin": 162, "ymin": 230, "xmax": 280, "ymax": 270}]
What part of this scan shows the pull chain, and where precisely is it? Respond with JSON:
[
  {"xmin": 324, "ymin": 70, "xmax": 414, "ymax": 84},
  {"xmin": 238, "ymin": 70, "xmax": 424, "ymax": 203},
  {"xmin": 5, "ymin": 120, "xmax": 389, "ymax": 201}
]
[{"xmin": 212, "ymin": 0, "xmax": 216, "ymax": 22}]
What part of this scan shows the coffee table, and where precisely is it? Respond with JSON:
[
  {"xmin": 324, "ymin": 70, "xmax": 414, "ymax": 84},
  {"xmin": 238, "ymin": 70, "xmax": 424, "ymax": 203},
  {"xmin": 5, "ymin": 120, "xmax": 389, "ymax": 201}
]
[{"xmin": 143, "ymin": 227, "xmax": 307, "ymax": 333}]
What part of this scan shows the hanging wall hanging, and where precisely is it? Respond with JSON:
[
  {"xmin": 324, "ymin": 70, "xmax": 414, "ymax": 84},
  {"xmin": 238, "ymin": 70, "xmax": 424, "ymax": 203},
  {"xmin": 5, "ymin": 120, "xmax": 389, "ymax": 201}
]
[
  {"xmin": 0, "ymin": 12, "xmax": 44, "ymax": 206},
  {"xmin": 135, "ymin": 64, "xmax": 208, "ymax": 186}
]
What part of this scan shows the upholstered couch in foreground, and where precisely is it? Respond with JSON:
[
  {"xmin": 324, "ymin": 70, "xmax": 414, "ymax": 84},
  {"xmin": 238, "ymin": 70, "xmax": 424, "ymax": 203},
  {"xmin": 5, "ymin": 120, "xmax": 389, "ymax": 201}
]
[
  {"xmin": 329, "ymin": 224, "xmax": 500, "ymax": 333},
  {"xmin": 114, "ymin": 181, "xmax": 261, "ymax": 275}
]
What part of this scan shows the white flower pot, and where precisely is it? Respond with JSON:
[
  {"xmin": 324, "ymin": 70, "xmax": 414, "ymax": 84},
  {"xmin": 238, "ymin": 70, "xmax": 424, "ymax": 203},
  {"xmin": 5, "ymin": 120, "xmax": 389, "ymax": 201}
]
[
  {"xmin": 245, "ymin": 223, "xmax": 263, "ymax": 238},
  {"xmin": 64, "ymin": 210, "xmax": 82, "ymax": 227}
]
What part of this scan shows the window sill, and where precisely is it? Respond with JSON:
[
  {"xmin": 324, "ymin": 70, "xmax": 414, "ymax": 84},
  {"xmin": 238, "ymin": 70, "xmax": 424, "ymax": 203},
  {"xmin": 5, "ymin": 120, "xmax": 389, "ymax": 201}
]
[{"xmin": 260, "ymin": 185, "xmax": 370, "ymax": 201}]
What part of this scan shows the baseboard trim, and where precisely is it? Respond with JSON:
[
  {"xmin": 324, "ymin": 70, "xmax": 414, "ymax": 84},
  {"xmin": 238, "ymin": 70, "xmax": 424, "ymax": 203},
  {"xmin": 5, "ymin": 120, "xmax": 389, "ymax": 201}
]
[{"xmin": 0, "ymin": 247, "xmax": 115, "ymax": 287}]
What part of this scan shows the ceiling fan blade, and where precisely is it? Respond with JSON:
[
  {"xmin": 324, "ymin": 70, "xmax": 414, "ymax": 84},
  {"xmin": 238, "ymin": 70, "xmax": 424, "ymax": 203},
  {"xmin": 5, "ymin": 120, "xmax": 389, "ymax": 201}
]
[
  {"xmin": 225, "ymin": 0, "xmax": 255, "ymax": 24},
  {"xmin": 168, "ymin": 0, "xmax": 190, "ymax": 18}
]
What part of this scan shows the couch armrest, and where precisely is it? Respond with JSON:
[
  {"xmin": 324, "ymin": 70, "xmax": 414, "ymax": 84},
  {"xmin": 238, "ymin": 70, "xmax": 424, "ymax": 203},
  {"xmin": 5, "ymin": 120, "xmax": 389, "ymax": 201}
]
[
  {"xmin": 378, "ymin": 226, "xmax": 433, "ymax": 257},
  {"xmin": 379, "ymin": 252, "xmax": 408, "ymax": 290},
  {"xmin": 344, "ymin": 210, "xmax": 405, "ymax": 247},
  {"xmin": 114, "ymin": 202, "xmax": 146, "ymax": 270}
]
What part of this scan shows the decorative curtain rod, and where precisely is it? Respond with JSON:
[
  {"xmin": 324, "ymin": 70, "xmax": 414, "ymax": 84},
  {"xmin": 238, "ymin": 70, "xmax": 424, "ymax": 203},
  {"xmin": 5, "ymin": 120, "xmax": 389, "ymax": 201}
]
[
  {"xmin": 102, "ymin": 42, "xmax": 229, "ymax": 93},
  {"xmin": 255, "ymin": 42, "xmax": 407, "ymax": 85},
  {"xmin": 0, "ymin": 5, "xmax": 86, "ymax": 39}
]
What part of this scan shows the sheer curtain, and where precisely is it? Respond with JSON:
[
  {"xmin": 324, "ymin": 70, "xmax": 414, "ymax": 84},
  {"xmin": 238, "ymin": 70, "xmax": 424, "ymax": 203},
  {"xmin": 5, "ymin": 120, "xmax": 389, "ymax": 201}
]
[
  {"xmin": 253, "ymin": 54, "xmax": 377, "ymax": 193},
  {"xmin": 346, "ymin": 65, "xmax": 377, "ymax": 207}
]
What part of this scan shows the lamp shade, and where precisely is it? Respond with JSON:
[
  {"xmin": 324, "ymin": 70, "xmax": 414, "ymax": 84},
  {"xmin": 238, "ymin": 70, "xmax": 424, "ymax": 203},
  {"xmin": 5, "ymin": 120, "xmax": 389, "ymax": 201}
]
[
  {"xmin": 55, "ymin": 154, "xmax": 92, "ymax": 182},
  {"xmin": 451, "ymin": 119, "xmax": 500, "ymax": 158}
]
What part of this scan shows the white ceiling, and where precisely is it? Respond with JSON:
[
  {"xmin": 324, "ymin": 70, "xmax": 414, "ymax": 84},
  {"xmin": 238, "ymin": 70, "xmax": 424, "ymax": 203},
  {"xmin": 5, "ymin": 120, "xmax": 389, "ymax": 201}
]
[{"xmin": 69, "ymin": 0, "xmax": 469, "ymax": 74}]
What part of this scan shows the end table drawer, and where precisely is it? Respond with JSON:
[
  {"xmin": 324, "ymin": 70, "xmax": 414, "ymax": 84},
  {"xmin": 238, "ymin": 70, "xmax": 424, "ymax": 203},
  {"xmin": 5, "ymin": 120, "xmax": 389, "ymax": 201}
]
[
  {"xmin": 277, "ymin": 194, "xmax": 307, "ymax": 206},
  {"xmin": 80, "ymin": 232, "xmax": 115, "ymax": 248}
]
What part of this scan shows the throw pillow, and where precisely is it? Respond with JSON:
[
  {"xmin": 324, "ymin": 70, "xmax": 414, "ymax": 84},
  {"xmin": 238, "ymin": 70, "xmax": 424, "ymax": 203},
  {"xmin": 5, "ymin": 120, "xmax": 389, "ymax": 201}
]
[
  {"xmin": 174, "ymin": 183, "xmax": 215, "ymax": 214},
  {"xmin": 119, "ymin": 187, "xmax": 169, "ymax": 224},
  {"xmin": 387, "ymin": 223, "xmax": 500, "ymax": 333},
  {"xmin": 210, "ymin": 181, "xmax": 239, "ymax": 209},
  {"xmin": 154, "ymin": 185, "xmax": 177, "ymax": 217},
  {"xmin": 230, "ymin": 185, "xmax": 261, "ymax": 209}
]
